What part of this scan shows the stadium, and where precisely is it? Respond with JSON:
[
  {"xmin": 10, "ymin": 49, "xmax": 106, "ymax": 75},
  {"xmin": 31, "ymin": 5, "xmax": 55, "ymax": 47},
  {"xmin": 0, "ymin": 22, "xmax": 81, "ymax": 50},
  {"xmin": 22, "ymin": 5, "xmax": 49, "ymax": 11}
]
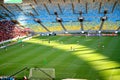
[{"xmin": 0, "ymin": 0, "xmax": 120, "ymax": 80}]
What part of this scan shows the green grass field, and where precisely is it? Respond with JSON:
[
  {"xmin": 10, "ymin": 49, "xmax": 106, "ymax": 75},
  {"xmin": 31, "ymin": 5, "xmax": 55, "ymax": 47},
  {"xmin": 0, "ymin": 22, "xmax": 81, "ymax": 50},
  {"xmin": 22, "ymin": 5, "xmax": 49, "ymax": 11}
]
[{"xmin": 0, "ymin": 36, "xmax": 120, "ymax": 80}]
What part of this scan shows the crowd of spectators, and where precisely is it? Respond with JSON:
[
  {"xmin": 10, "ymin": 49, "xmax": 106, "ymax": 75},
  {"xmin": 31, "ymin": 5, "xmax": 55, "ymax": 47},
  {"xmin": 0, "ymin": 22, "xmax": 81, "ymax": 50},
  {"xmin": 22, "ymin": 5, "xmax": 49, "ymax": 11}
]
[{"xmin": 0, "ymin": 20, "xmax": 30, "ymax": 42}]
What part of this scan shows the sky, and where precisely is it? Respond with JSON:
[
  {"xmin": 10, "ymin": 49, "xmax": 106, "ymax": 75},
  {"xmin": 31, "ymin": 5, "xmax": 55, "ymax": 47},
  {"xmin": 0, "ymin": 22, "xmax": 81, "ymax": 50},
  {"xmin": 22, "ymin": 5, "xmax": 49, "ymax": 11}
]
[{"xmin": 4, "ymin": 0, "xmax": 22, "ymax": 3}]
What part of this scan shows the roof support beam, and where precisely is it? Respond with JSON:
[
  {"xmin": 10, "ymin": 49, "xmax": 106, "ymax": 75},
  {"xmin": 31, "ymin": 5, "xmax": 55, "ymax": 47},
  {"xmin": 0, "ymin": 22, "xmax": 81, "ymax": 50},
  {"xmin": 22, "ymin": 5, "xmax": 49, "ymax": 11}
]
[
  {"xmin": 78, "ymin": 16, "xmax": 84, "ymax": 31},
  {"xmin": 111, "ymin": 1, "xmax": 117, "ymax": 13},
  {"xmin": 116, "ymin": 27, "xmax": 120, "ymax": 31},
  {"xmin": 39, "ymin": 23, "xmax": 50, "ymax": 32},
  {"xmin": 80, "ymin": 22, "xmax": 84, "ymax": 31},
  {"xmin": 49, "ymin": 0, "xmax": 51, "ymax": 3},
  {"xmin": 34, "ymin": 18, "xmax": 50, "ymax": 32},
  {"xmin": 72, "ymin": 3, "xmax": 75, "ymax": 14},
  {"xmin": 55, "ymin": 12, "xmax": 67, "ymax": 31},
  {"xmin": 59, "ymin": 22, "xmax": 67, "ymax": 31},
  {"xmin": 33, "ymin": 0, "xmax": 38, "ymax": 5},
  {"xmin": 86, "ymin": 2, "xmax": 88, "ymax": 14},
  {"xmin": 1, "ymin": 4, "xmax": 14, "ymax": 16},
  {"xmin": 15, "ymin": 4, "xmax": 27, "ymax": 15},
  {"xmin": 99, "ymin": 17, "xmax": 107, "ymax": 31},
  {"xmin": 44, "ymin": 4, "xmax": 50, "ymax": 15},
  {"xmin": 30, "ymin": 12, "xmax": 35, "ymax": 17},
  {"xmin": 29, "ymin": 4, "xmax": 39, "ymax": 15},
  {"xmin": 99, "ymin": 21, "xmax": 104, "ymax": 31},
  {"xmin": 99, "ymin": 2, "xmax": 102, "ymax": 13},
  {"xmin": 58, "ymin": 4, "xmax": 63, "ymax": 14}
]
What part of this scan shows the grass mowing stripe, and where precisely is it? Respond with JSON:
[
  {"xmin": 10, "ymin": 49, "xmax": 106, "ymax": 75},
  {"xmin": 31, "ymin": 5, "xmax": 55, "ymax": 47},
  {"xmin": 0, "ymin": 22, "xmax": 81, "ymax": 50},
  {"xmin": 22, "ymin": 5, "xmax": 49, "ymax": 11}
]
[
  {"xmin": 14, "ymin": 36, "xmax": 68, "ymax": 66},
  {"xmin": 71, "ymin": 37, "xmax": 103, "ymax": 79},
  {"xmin": 27, "ymin": 36, "xmax": 71, "ymax": 66},
  {"xmin": 0, "ymin": 36, "xmax": 120, "ymax": 80},
  {"xmin": 0, "ymin": 43, "xmax": 40, "ymax": 64},
  {"xmin": 102, "ymin": 37, "xmax": 120, "ymax": 63},
  {"xmin": 29, "ymin": 49, "xmax": 61, "ymax": 65},
  {"xmin": 0, "ymin": 42, "xmax": 37, "ymax": 61},
  {"xmin": 20, "ymin": 47, "xmax": 56, "ymax": 65},
  {"xmin": 49, "ymin": 37, "xmax": 101, "ymax": 79},
  {"xmin": 0, "ymin": 64, "xmax": 25, "ymax": 75},
  {"xmin": 44, "ymin": 51, "xmax": 69, "ymax": 67},
  {"xmin": 8, "ymin": 44, "xmax": 48, "ymax": 63},
  {"xmin": 21, "ymin": 37, "xmax": 65, "ymax": 65},
  {"xmin": 43, "ymin": 36, "xmax": 101, "ymax": 79},
  {"xmin": 0, "ymin": 43, "xmax": 46, "ymax": 75},
  {"xmin": 103, "ymin": 37, "xmax": 120, "ymax": 55},
  {"xmin": 72, "ymin": 37, "xmax": 120, "ymax": 77},
  {"xmin": 0, "ymin": 47, "xmax": 39, "ymax": 70}
]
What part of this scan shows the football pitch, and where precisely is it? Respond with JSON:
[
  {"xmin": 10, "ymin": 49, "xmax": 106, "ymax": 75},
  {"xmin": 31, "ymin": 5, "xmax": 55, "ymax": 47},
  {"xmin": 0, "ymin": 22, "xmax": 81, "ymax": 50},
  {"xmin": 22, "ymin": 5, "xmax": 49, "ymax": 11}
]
[{"xmin": 0, "ymin": 36, "xmax": 120, "ymax": 80}]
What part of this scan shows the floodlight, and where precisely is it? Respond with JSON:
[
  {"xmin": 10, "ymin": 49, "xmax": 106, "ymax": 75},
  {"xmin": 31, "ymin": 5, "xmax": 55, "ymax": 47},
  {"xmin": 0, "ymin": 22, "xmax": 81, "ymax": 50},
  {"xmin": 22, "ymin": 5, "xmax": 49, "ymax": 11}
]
[
  {"xmin": 81, "ymin": 31, "xmax": 84, "ymax": 33},
  {"xmin": 78, "ymin": 17, "xmax": 84, "ymax": 22},
  {"xmin": 41, "ymin": 33, "xmax": 45, "ymax": 36},
  {"xmin": 65, "ymin": 31, "xmax": 68, "ymax": 34},
  {"xmin": 115, "ymin": 31, "xmax": 118, "ymax": 34},
  {"xmin": 34, "ymin": 18, "xmax": 41, "ymax": 23},
  {"xmin": 98, "ymin": 31, "xmax": 101, "ymax": 33},
  {"xmin": 103, "ymin": 16, "xmax": 107, "ymax": 20},
  {"xmin": 48, "ymin": 32, "xmax": 56, "ymax": 36},
  {"xmin": 101, "ymin": 16, "xmax": 107, "ymax": 21},
  {"xmin": 47, "ymin": 33, "xmax": 50, "ymax": 36},
  {"xmin": 56, "ymin": 17, "xmax": 62, "ymax": 22}
]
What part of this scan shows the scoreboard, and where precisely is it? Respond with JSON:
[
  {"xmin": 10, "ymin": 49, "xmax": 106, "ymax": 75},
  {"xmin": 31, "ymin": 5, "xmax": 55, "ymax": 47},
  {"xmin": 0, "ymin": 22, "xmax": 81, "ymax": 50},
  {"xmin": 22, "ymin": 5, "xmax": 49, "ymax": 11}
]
[{"xmin": 4, "ymin": 0, "xmax": 22, "ymax": 3}]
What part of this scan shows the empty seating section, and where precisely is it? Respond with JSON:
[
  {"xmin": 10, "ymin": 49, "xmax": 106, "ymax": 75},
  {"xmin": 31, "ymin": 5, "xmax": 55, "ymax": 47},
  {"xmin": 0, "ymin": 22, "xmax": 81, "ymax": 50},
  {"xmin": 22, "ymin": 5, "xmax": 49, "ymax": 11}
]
[
  {"xmin": 0, "ymin": 0, "xmax": 120, "ymax": 33},
  {"xmin": 46, "ymin": 23, "xmax": 62, "ymax": 32},
  {"xmin": 27, "ymin": 2, "xmax": 119, "ymax": 32},
  {"xmin": 0, "ymin": 20, "xmax": 28, "ymax": 42},
  {"xmin": 26, "ymin": 23, "xmax": 46, "ymax": 32}
]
